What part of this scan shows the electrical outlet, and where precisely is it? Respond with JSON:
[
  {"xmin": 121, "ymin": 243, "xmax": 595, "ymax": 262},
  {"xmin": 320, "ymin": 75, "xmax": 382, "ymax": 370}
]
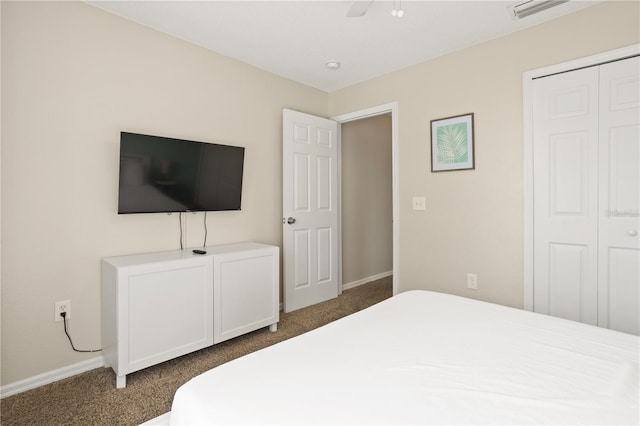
[
  {"xmin": 54, "ymin": 300, "xmax": 71, "ymax": 322},
  {"xmin": 467, "ymin": 273, "xmax": 478, "ymax": 290}
]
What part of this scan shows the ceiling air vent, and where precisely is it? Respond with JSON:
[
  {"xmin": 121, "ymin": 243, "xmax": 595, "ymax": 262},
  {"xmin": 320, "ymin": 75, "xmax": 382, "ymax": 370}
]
[{"xmin": 510, "ymin": 0, "xmax": 569, "ymax": 20}]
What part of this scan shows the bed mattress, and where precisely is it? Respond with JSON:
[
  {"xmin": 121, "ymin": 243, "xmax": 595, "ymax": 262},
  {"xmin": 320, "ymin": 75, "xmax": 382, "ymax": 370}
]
[{"xmin": 170, "ymin": 290, "xmax": 639, "ymax": 425}]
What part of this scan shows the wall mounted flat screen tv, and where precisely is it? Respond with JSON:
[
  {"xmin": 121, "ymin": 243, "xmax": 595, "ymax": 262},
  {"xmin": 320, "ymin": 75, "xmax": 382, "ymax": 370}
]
[{"xmin": 118, "ymin": 132, "xmax": 244, "ymax": 214}]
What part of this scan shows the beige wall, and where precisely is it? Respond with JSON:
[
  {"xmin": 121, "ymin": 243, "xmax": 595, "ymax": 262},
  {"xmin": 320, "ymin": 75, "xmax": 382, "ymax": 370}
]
[
  {"xmin": 1, "ymin": 0, "xmax": 638, "ymax": 387},
  {"xmin": 0, "ymin": 1, "xmax": 326, "ymax": 385},
  {"xmin": 329, "ymin": 1, "xmax": 640, "ymax": 308},
  {"xmin": 341, "ymin": 114, "xmax": 392, "ymax": 285}
]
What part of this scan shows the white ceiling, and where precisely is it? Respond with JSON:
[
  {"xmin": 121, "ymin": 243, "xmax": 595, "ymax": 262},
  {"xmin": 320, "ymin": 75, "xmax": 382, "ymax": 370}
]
[{"xmin": 88, "ymin": 0, "xmax": 600, "ymax": 93}]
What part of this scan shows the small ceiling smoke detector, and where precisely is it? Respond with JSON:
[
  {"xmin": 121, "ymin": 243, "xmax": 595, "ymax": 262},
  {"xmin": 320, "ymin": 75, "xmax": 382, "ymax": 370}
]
[{"xmin": 325, "ymin": 61, "xmax": 341, "ymax": 70}]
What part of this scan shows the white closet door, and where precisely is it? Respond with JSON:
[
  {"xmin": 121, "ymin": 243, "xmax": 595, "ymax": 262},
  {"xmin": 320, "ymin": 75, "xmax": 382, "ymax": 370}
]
[
  {"xmin": 532, "ymin": 67, "xmax": 599, "ymax": 325},
  {"xmin": 598, "ymin": 57, "xmax": 640, "ymax": 335}
]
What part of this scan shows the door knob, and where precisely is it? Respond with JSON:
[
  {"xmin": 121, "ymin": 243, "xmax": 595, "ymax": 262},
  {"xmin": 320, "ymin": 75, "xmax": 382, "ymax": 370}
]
[
  {"xmin": 628, "ymin": 230, "xmax": 638, "ymax": 237},
  {"xmin": 286, "ymin": 217, "xmax": 296, "ymax": 225}
]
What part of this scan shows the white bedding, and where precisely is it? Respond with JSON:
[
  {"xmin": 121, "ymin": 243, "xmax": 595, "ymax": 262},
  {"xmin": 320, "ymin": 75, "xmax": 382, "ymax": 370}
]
[{"xmin": 170, "ymin": 291, "xmax": 639, "ymax": 425}]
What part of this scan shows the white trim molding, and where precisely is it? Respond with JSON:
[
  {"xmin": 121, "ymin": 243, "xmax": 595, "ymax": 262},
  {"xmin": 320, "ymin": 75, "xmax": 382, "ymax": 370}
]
[
  {"xmin": 522, "ymin": 43, "xmax": 640, "ymax": 311},
  {"xmin": 342, "ymin": 270, "xmax": 393, "ymax": 291},
  {"xmin": 0, "ymin": 356, "xmax": 104, "ymax": 398}
]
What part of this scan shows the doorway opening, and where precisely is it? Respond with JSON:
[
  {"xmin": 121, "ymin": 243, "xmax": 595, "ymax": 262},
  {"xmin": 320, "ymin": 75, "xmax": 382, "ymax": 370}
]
[
  {"xmin": 340, "ymin": 114, "xmax": 392, "ymax": 292},
  {"xmin": 332, "ymin": 102, "xmax": 399, "ymax": 296}
]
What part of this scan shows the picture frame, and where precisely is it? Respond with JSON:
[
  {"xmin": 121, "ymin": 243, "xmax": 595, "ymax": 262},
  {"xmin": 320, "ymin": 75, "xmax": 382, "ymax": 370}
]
[{"xmin": 430, "ymin": 113, "xmax": 475, "ymax": 172}]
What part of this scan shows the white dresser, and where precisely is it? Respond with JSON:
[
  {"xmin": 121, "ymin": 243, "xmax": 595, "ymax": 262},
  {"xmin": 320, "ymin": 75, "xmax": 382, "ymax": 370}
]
[{"xmin": 101, "ymin": 242, "xmax": 279, "ymax": 388}]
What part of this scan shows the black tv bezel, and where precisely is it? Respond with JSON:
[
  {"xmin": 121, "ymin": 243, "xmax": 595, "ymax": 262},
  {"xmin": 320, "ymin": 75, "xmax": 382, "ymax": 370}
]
[{"xmin": 117, "ymin": 132, "xmax": 245, "ymax": 214}]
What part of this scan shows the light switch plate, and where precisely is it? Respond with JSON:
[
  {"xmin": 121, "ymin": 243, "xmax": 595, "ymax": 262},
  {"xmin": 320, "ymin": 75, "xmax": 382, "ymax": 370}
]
[{"xmin": 412, "ymin": 196, "xmax": 426, "ymax": 210}]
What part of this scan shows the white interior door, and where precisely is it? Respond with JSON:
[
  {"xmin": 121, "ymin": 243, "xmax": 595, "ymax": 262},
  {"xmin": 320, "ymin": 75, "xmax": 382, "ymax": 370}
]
[
  {"xmin": 532, "ymin": 67, "xmax": 600, "ymax": 325},
  {"xmin": 597, "ymin": 57, "xmax": 640, "ymax": 335},
  {"xmin": 283, "ymin": 109, "xmax": 339, "ymax": 312}
]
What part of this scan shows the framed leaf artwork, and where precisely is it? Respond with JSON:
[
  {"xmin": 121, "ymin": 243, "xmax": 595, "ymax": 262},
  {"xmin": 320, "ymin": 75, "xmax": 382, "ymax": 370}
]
[{"xmin": 430, "ymin": 113, "xmax": 475, "ymax": 172}]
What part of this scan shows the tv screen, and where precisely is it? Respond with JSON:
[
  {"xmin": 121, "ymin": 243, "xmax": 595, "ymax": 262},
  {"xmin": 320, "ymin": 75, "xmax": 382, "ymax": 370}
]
[{"xmin": 118, "ymin": 132, "xmax": 244, "ymax": 214}]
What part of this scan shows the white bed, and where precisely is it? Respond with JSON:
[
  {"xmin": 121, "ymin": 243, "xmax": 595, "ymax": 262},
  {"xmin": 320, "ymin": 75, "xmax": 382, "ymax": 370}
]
[{"xmin": 169, "ymin": 291, "xmax": 639, "ymax": 425}]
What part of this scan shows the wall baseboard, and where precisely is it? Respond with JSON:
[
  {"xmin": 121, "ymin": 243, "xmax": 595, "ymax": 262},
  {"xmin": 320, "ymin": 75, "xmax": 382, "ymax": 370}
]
[
  {"xmin": 279, "ymin": 270, "xmax": 393, "ymax": 309},
  {"xmin": 1, "ymin": 356, "xmax": 104, "ymax": 399},
  {"xmin": 342, "ymin": 270, "xmax": 392, "ymax": 291}
]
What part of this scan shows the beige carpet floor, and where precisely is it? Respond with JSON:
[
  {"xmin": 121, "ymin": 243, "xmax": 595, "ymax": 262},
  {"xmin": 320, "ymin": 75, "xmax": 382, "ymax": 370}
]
[{"xmin": 1, "ymin": 277, "xmax": 392, "ymax": 426}]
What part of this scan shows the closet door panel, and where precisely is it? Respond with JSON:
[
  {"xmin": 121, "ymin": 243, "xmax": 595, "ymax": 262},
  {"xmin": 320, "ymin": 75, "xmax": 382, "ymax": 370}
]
[
  {"xmin": 598, "ymin": 57, "xmax": 640, "ymax": 334},
  {"xmin": 532, "ymin": 67, "xmax": 599, "ymax": 324},
  {"xmin": 606, "ymin": 248, "xmax": 640, "ymax": 335}
]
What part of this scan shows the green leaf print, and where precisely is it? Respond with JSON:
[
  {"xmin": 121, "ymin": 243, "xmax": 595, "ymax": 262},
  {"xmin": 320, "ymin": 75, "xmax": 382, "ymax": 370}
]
[{"xmin": 437, "ymin": 123, "xmax": 468, "ymax": 164}]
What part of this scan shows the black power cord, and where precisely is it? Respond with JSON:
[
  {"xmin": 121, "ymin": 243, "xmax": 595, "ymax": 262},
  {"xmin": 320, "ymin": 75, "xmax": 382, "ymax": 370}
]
[
  {"xmin": 61, "ymin": 312, "xmax": 102, "ymax": 353},
  {"xmin": 203, "ymin": 211, "xmax": 208, "ymax": 247},
  {"xmin": 179, "ymin": 212, "xmax": 184, "ymax": 250}
]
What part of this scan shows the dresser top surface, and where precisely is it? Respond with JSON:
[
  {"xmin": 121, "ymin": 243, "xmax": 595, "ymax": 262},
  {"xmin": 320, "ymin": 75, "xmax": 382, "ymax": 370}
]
[{"xmin": 102, "ymin": 242, "xmax": 277, "ymax": 268}]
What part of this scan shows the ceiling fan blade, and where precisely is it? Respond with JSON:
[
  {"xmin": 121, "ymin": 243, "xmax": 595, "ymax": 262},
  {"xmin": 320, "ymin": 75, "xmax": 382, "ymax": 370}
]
[{"xmin": 346, "ymin": 0, "xmax": 374, "ymax": 17}]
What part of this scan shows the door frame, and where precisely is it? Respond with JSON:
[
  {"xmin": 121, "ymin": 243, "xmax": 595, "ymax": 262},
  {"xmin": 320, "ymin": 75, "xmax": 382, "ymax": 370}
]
[
  {"xmin": 331, "ymin": 102, "xmax": 399, "ymax": 296},
  {"xmin": 522, "ymin": 44, "xmax": 639, "ymax": 311}
]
